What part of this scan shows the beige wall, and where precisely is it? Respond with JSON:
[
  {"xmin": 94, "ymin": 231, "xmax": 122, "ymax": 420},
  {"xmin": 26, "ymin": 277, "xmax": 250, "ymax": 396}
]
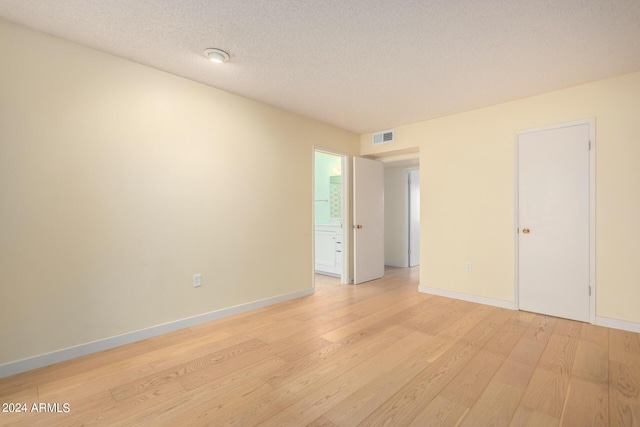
[
  {"xmin": 0, "ymin": 19, "xmax": 359, "ymax": 366},
  {"xmin": 362, "ymin": 71, "xmax": 640, "ymax": 324}
]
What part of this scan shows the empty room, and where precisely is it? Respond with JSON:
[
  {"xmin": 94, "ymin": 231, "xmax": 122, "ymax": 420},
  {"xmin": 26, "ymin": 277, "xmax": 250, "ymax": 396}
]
[{"xmin": 1, "ymin": 1, "xmax": 639, "ymax": 426}]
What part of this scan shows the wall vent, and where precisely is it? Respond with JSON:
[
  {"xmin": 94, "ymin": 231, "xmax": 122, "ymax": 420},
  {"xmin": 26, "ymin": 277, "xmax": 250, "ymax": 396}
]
[{"xmin": 372, "ymin": 130, "xmax": 394, "ymax": 145}]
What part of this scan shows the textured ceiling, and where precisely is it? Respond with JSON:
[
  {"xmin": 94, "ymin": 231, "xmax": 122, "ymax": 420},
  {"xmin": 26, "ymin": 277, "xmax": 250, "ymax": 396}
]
[{"xmin": 1, "ymin": 1, "xmax": 639, "ymax": 134}]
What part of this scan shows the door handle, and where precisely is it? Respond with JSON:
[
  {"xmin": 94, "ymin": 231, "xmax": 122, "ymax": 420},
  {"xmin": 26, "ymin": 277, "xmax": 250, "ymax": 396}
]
[
  {"xmin": 355, "ymin": 224, "xmax": 363, "ymax": 229},
  {"xmin": 522, "ymin": 228, "xmax": 530, "ymax": 234}
]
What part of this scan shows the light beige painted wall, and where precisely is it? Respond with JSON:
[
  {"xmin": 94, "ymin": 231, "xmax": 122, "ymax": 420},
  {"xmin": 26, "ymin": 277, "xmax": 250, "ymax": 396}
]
[
  {"xmin": 0, "ymin": 19, "xmax": 359, "ymax": 365},
  {"xmin": 384, "ymin": 167, "xmax": 408, "ymax": 267},
  {"xmin": 362, "ymin": 71, "xmax": 640, "ymax": 324}
]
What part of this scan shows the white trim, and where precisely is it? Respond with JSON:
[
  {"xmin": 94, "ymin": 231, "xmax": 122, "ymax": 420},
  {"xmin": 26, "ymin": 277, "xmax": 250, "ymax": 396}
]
[
  {"xmin": 384, "ymin": 262, "xmax": 407, "ymax": 268},
  {"xmin": 403, "ymin": 170, "xmax": 411, "ymax": 268},
  {"xmin": 0, "ymin": 288, "xmax": 313, "ymax": 379},
  {"xmin": 407, "ymin": 169, "xmax": 420, "ymax": 268},
  {"xmin": 516, "ymin": 119, "xmax": 594, "ymax": 136},
  {"xmin": 596, "ymin": 316, "xmax": 640, "ymax": 334},
  {"xmin": 312, "ymin": 146, "xmax": 317, "ymax": 289},
  {"xmin": 588, "ymin": 120, "xmax": 596, "ymax": 324},
  {"xmin": 341, "ymin": 154, "xmax": 351, "ymax": 284},
  {"xmin": 313, "ymin": 147, "xmax": 350, "ymax": 284},
  {"xmin": 514, "ymin": 118, "xmax": 596, "ymax": 323},
  {"xmin": 419, "ymin": 287, "xmax": 640, "ymax": 333},
  {"xmin": 314, "ymin": 270, "xmax": 340, "ymax": 278},
  {"xmin": 419, "ymin": 286, "xmax": 516, "ymax": 310},
  {"xmin": 513, "ymin": 137, "xmax": 520, "ymax": 310}
]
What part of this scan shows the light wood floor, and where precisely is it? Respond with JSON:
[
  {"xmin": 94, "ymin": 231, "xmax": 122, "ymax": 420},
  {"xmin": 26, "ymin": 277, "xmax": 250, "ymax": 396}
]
[{"xmin": 1, "ymin": 267, "xmax": 639, "ymax": 426}]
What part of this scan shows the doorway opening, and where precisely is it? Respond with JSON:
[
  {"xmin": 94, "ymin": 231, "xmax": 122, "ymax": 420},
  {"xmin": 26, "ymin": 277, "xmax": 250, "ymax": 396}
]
[
  {"xmin": 313, "ymin": 148, "xmax": 349, "ymax": 285},
  {"xmin": 382, "ymin": 157, "xmax": 420, "ymax": 269}
]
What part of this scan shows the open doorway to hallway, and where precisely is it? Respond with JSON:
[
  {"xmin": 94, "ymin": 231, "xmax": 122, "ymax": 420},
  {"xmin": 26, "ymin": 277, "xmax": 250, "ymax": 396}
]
[{"xmin": 383, "ymin": 158, "xmax": 420, "ymax": 269}]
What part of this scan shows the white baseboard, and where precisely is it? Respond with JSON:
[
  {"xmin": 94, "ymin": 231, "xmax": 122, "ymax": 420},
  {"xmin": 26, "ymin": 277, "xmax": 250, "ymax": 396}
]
[
  {"xmin": 384, "ymin": 262, "xmax": 407, "ymax": 268},
  {"xmin": 0, "ymin": 288, "xmax": 314, "ymax": 379},
  {"xmin": 418, "ymin": 286, "xmax": 640, "ymax": 333},
  {"xmin": 596, "ymin": 316, "xmax": 640, "ymax": 333},
  {"xmin": 314, "ymin": 270, "xmax": 340, "ymax": 278},
  {"xmin": 419, "ymin": 286, "xmax": 516, "ymax": 310}
]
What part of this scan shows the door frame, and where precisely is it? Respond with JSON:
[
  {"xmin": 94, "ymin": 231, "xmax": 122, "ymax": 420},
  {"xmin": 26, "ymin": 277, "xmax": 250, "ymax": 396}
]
[
  {"xmin": 313, "ymin": 147, "xmax": 350, "ymax": 285},
  {"xmin": 379, "ymin": 154, "xmax": 420, "ymax": 268},
  {"xmin": 513, "ymin": 118, "xmax": 596, "ymax": 323}
]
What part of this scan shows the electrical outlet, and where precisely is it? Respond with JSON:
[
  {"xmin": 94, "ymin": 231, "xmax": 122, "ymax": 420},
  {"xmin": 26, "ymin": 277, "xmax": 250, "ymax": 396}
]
[
  {"xmin": 465, "ymin": 262, "xmax": 472, "ymax": 272},
  {"xmin": 193, "ymin": 274, "xmax": 202, "ymax": 287}
]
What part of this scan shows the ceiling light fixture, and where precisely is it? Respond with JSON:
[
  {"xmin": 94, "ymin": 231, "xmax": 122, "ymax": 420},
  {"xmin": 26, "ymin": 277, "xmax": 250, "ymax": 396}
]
[{"xmin": 204, "ymin": 48, "xmax": 230, "ymax": 64}]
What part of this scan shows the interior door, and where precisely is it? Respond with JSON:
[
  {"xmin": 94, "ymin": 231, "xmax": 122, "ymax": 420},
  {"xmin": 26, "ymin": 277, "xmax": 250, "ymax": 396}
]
[
  {"xmin": 518, "ymin": 123, "xmax": 590, "ymax": 322},
  {"xmin": 353, "ymin": 157, "xmax": 384, "ymax": 284},
  {"xmin": 408, "ymin": 169, "xmax": 420, "ymax": 267}
]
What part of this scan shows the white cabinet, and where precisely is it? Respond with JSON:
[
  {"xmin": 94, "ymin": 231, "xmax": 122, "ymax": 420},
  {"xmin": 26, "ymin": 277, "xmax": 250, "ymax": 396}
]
[{"xmin": 315, "ymin": 224, "xmax": 343, "ymax": 276}]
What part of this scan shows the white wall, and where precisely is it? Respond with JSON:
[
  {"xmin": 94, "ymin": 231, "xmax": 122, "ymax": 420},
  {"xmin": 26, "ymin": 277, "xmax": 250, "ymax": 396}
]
[
  {"xmin": 384, "ymin": 167, "xmax": 408, "ymax": 267},
  {"xmin": 0, "ymin": 18, "xmax": 359, "ymax": 368}
]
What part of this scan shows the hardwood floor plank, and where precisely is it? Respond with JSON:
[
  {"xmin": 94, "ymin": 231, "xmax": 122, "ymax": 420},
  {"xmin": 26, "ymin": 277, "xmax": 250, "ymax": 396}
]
[
  {"xmin": 407, "ymin": 395, "xmax": 469, "ymax": 427},
  {"xmin": 560, "ymin": 377, "xmax": 608, "ymax": 427},
  {"xmin": 1, "ymin": 268, "xmax": 639, "ymax": 427},
  {"xmin": 259, "ymin": 330, "xmax": 432, "ymax": 426},
  {"xmin": 319, "ymin": 297, "xmax": 434, "ymax": 342},
  {"xmin": 168, "ymin": 339, "xmax": 284, "ymax": 391},
  {"xmin": 250, "ymin": 341, "xmax": 343, "ymax": 391},
  {"xmin": 403, "ymin": 298, "xmax": 479, "ymax": 337},
  {"xmin": 9, "ymin": 391, "xmax": 115, "ymax": 427},
  {"xmin": 419, "ymin": 305, "xmax": 498, "ymax": 364},
  {"xmin": 459, "ymin": 381, "xmax": 523, "ymax": 427},
  {"xmin": 509, "ymin": 405, "xmax": 560, "ymax": 426},
  {"xmin": 0, "ymin": 340, "xmax": 155, "ymax": 399},
  {"xmin": 519, "ymin": 323, "xmax": 580, "ymax": 418},
  {"xmin": 47, "ymin": 380, "xmax": 186, "ymax": 427},
  {"xmin": 571, "ymin": 324, "xmax": 609, "ymax": 384},
  {"xmin": 359, "ymin": 308, "xmax": 513, "ymax": 426},
  {"xmin": 144, "ymin": 329, "xmax": 236, "ymax": 370},
  {"xmin": 438, "ymin": 313, "xmax": 531, "ymax": 410},
  {"xmin": 323, "ymin": 304, "xmax": 494, "ymax": 426},
  {"xmin": 0, "ymin": 386, "xmax": 38, "ymax": 403},
  {"xmin": 307, "ymin": 415, "xmax": 339, "ymax": 426},
  {"xmin": 144, "ymin": 327, "xmax": 200, "ymax": 350},
  {"xmin": 224, "ymin": 326, "xmax": 415, "ymax": 426},
  {"xmin": 456, "ymin": 314, "xmax": 556, "ymax": 426},
  {"xmin": 36, "ymin": 359, "xmax": 157, "ymax": 403},
  {"xmin": 609, "ymin": 329, "xmax": 640, "ymax": 426},
  {"xmin": 552, "ymin": 318, "xmax": 583, "ymax": 339},
  {"xmin": 116, "ymin": 337, "xmax": 270, "ymax": 398},
  {"xmin": 296, "ymin": 313, "xmax": 365, "ymax": 339},
  {"xmin": 112, "ymin": 378, "xmax": 273, "ymax": 426},
  {"xmin": 167, "ymin": 313, "xmax": 363, "ymax": 393},
  {"xmin": 416, "ymin": 314, "xmax": 529, "ymax": 426},
  {"xmin": 276, "ymin": 337, "xmax": 336, "ymax": 363},
  {"xmin": 293, "ymin": 283, "xmax": 412, "ymax": 322}
]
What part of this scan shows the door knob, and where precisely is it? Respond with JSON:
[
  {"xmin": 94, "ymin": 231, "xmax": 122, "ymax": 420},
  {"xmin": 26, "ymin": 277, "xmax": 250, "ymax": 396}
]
[
  {"xmin": 522, "ymin": 228, "xmax": 530, "ymax": 234},
  {"xmin": 355, "ymin": 224, "xmax": 363, "ymax": 229}
]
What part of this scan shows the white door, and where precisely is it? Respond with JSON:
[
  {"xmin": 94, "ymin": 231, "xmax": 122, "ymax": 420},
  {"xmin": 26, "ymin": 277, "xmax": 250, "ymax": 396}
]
[
  {"xmin": 518, "ymin": 123, "xmax": 590, "ymax": 322},
  {"xmin": 408, "ymin": 170, "xmax": 420, "ymax": 267},
  {"xmin": 353, "ymin": 157, "xmax": 384, "ymax": 284}
]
